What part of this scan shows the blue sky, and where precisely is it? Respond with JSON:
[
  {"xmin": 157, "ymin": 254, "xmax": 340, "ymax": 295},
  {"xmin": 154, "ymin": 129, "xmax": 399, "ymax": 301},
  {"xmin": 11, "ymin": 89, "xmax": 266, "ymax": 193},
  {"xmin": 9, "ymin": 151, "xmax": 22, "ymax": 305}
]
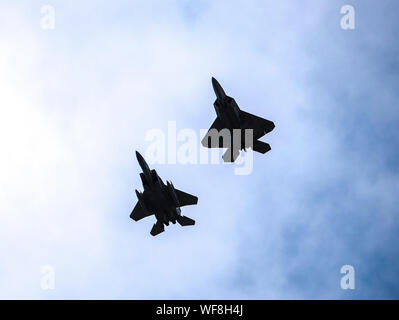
[{"xmin": 0, "ymin": 0, "xmax": 398, "ymax": 299}]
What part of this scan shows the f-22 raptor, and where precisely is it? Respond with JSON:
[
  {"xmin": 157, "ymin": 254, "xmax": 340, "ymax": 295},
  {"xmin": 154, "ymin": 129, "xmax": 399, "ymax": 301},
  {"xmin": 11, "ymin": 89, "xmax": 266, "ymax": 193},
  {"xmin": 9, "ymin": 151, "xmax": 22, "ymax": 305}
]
[
  {"xmin": 201, "ymin": 77, "xmax": 275, "ymax": 162},
  {"xmin": 130, "ymin": 151, "xmax": 198, "ymax": 236}
]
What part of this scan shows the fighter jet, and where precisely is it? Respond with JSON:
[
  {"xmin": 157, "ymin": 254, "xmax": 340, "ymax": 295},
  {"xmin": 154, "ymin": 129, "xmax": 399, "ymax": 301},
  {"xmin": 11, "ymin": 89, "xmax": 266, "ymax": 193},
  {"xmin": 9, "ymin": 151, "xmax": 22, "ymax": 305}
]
[
  {"xmin": 130, "ymin": 151, "xmax": 198, "ymax": 236},
  {"xmin": 201, "ymin": 77, "xmax": 275, "ymax": 162}
]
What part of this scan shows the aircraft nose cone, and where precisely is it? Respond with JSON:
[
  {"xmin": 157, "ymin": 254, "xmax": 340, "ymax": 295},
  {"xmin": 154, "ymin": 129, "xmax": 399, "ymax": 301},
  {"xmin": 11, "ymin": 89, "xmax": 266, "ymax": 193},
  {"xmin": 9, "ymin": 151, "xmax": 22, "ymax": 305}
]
[
  {"xmin": 212, "ymin": 77, "xmax": 226, "ymax": 99},
  {"xmin": 136, "ymin": 150, "xmax": 144, "ymax": 162}
]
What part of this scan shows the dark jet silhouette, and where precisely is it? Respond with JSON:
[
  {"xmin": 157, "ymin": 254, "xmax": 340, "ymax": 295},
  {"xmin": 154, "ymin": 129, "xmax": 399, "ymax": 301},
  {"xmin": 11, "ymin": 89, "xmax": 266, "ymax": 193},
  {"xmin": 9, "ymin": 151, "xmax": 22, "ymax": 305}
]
[
  {"xmin": 201, "ymin": 77, "xmax": 275, "ymax": 162},
  {"xmin": 130, "ymin": 151, "xmax": 198, "ymax": 236}
]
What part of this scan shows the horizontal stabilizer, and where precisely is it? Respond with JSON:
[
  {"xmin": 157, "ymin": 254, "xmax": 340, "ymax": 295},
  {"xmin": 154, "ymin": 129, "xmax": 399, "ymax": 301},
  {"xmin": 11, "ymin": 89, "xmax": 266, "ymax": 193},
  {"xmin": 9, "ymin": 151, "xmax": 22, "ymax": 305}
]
[
  {"xmin": 150, "ymin": 220, "xmax": 165, "ymax": 236},
  {"xmin": 253, "ymin": 140, "xmax": 271, "ymax": 154},
  {"xmin": 176, "ymin": 215, "xmax": 195, "ymax": 226}
]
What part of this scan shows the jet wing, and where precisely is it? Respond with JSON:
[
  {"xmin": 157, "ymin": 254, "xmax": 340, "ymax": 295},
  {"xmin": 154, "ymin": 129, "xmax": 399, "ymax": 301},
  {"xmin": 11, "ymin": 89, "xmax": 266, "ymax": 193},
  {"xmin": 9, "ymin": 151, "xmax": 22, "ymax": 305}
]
[
  {"xmin": 175, "ymin": 189, "xmax": 198, "ymax": 207},
  {"xmin": 130, "ymin": 202, "xmax": 153, "ymax": 221},
  {"xmin": 201, "ymin": 117, "xmax": 225, "ymax": 148},
  {"xmin": 239, "ymin": 110, "xmax": 275, "ymax": 137}
]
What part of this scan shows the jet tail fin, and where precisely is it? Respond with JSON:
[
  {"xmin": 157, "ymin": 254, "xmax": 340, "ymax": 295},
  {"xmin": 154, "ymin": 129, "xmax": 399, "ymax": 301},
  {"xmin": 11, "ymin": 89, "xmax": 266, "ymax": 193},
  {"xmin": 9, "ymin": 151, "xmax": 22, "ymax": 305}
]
[
  {"xmin": 176, "ymin": 215, "xmax": 195, "ymax": 226},
  {"xmin": 150, "ymin": 220, "xmax": 165, "ymax": 236},
  {"xmin": 253, "ymin": 140, "xmax": 271, "ymax": 154}
]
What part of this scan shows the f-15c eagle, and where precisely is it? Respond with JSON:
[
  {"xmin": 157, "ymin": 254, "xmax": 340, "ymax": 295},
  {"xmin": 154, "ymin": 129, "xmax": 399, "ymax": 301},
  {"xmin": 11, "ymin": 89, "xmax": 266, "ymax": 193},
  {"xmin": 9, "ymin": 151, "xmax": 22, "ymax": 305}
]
[
  {"xmin": 130, "ymin": 151, "xmax": 198, "ymax": 236},
  {"xmin": 201, "ymin": 77, "xmax": 275, "ymax": 162}
]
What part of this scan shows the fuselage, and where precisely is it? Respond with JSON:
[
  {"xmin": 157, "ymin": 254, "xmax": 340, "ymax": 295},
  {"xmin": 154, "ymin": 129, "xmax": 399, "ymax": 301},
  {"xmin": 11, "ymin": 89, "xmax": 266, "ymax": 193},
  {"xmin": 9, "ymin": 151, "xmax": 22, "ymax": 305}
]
[
  {"xmin": 136, "ymin": 152, "xmax": 181, "ymax": 226},
  {"xmin": 214, "ymin": 96, "xmax": 241, "ymax": 129},
  {"xmin": 212, "ymin": 77, "xmax": 242, "ymax": 129},
  {"xmin": 143, "ymin": 172, "xmax": 180, "ymax": 225}
]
